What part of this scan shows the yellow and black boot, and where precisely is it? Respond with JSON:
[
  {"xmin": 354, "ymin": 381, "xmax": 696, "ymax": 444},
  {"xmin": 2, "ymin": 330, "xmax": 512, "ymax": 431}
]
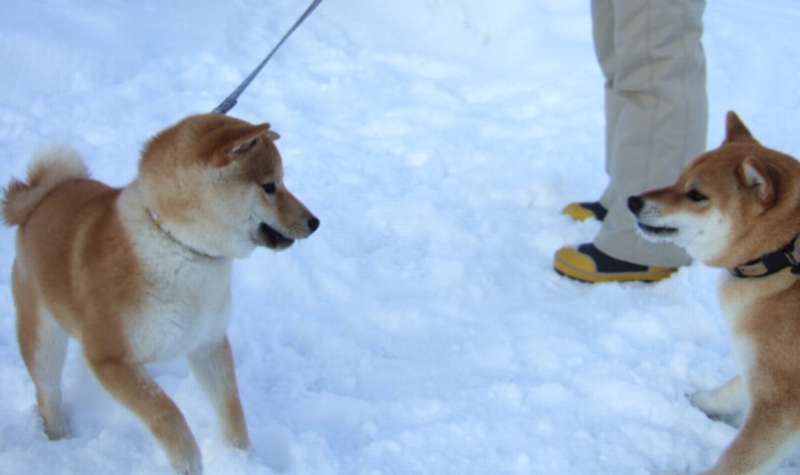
[
  {"xmin": 554, "ymin": 243, "xmax": 676, "ymax": 283},
  {"xmin": 561, "ymin": 202, "xmax": 608, "ymax": 222}
]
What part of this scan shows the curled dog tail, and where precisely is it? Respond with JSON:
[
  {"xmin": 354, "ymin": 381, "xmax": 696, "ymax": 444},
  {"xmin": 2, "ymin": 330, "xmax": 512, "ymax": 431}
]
[{"xmin": 2, "ymin": 146, "xmax": 90, "ymax": 226}]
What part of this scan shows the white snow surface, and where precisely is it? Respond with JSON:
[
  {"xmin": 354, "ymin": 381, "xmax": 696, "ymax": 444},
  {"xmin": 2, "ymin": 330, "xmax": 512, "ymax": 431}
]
[{"xmin": 1, "ymin": 1, "xmax": 800, "ymax": 474}]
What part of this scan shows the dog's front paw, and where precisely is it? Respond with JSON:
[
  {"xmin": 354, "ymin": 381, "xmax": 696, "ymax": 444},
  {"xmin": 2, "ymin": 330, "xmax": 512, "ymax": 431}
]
[
  {"xmin": 689, "ymin": 384, "xmax": 748, "ymax": 428},
  {"xmin": 226, "ymin": 435, "xmax": 251, "ymax": 452},
  {"xmin": 40, "ymin": 410, "xmax": 69, "ymax": 441},
  {"xmin": 43, "ymin": 423, "xmax": 68, "ymax": 441},
  {"xmin": 689, "ymin": 390, "xmax": 718, "ymax": 415},
  {"xmin": 167, "ymin": 437, "xmax": 203, "ymax": 475},
  {"xmin": 689, "ymin": 376, "xmax": 748, "ymax": 417},
  {"xmin": 174, "ymin": 455, "xmax": 203, "ymax": 475}
]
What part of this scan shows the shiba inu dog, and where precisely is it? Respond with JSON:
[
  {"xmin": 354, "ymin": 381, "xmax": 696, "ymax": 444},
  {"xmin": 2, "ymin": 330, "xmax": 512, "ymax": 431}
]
[
  {"xmin": 2, "ymin": 113, "xmax": 319, "ymax": 474},
  {"xmin": 629, "ymin": 111, "xmax": 800, "ymax": 474}
]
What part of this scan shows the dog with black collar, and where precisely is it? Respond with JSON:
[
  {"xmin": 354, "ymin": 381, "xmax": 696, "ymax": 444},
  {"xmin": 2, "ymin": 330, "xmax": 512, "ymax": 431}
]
[{"xmin": 630, "ymin": 111, "xmax": 800, "ymax": 475}]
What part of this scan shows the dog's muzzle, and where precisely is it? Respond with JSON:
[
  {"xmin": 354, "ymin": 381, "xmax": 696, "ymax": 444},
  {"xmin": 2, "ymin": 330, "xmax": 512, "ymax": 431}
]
[
  {"xmin": 257, "ymin": 223, "xmax": 295, "ymax": 250},
  {"xmin": 628, "ymin": 195, "xmax": 678, "ymax": 237},
  {"xmin": 256, "ymin": 217, "xmax": 319, "ymax": 251}
]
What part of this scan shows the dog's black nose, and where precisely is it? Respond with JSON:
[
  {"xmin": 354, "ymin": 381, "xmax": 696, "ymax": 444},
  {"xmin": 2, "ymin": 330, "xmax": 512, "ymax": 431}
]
[
  {"xmin": 627, "ymin": 195, "xmax": 644, "ymax": 214},
  {"xmin": 307, "ymin": 216, "xmax": 320, "ymax": 233}
]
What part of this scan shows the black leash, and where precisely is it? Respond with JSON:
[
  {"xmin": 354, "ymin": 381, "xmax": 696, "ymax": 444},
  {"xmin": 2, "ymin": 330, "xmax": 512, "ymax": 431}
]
[{"xmin": 212, "ymin": 0, "xmax": 324, "ymax": 115}]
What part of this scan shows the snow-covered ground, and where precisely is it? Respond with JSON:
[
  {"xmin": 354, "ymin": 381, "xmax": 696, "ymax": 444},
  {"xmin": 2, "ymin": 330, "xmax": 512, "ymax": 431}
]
[{"xmin": 1, "ymin": 1, "xmax": 799, "ymax": 474}]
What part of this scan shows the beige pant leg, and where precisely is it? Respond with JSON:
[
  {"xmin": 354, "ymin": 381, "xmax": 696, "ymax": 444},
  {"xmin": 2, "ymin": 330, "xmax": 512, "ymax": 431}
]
[
  {"xmin": 592, "ymin": 0, "xmax": 622, "ymax": 210},
  {"xmin": 592, "ymin": 0, "xmax": 708, "ymax": 267}
]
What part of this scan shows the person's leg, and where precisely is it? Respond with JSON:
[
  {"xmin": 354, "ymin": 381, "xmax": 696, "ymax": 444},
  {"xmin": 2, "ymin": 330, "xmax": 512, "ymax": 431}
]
[
  {"xmin": 561, "ymin": 0, "xmax": 617, "ymax": 222},
  {"xmin": 555, "ymin": 0, "xmax": 707, "ymax": 281},
  {"xmin": 594, "ymin": 0, "xmax": 707, "ymax": 267},
  {"xmin": 592, "ymin": 0, "xmax": 622, "ymax": 212}
]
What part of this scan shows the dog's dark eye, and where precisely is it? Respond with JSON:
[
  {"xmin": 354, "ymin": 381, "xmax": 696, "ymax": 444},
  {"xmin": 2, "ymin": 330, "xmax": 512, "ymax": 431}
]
[
  {"xmin": 686, "ymin": 189, "xmax": 707, "ymax": 202},
  {"xmin": 262, "ymin": 183, "xmax": 277, "ymax": 195}
]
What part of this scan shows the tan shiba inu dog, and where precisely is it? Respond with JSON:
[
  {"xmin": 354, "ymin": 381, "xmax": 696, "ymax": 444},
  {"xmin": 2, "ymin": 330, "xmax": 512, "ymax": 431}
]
[
  {"xmin": 2, "ymin": 113, "xmax": 319, "ymax": 474},
  {"xmin": 629, "ymin": 111, "xmax": 800, "ymax": 475}
]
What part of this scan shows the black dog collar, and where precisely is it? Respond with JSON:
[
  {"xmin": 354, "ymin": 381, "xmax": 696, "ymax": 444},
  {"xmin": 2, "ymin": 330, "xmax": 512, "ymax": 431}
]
[{"xmin": 729, "ymin": 236, "xmax": 800, "ymax": 278}]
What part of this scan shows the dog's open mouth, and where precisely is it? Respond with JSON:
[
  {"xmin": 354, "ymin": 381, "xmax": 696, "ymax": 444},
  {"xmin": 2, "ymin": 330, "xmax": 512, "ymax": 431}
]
[
  {"xmin": 637, "ymin": 222, "xmax": 679, "ymax": 237},
  {"xmin": 258, "ymin": 223, "xmax": 295, "ymax": 250}
]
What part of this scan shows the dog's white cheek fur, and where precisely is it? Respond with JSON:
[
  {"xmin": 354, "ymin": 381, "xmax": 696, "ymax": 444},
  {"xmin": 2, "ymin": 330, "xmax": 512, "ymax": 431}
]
[
  {"xmin": 671, "ymin": 209, "xmax": 731, "ymax": 264},
  {"xmin": 215, "ymin": 191, "xmax": 265, "ymax": 258},
  {"xmin": 637, "ymin": 203, "xmax": 731, "ymax": 264},
  {"xmin": 199, "ymin": 174, "xmax": 265, "ymax": 258}
]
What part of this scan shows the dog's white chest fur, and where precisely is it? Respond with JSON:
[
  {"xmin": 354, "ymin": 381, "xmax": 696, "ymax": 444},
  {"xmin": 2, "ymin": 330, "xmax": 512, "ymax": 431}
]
[
  {"xmin": 717, "ymin": 272, "xmax": 758, "ymax": 374},
  {"xmin": 118, "ymin": 185, "xmax": 233, "ymax": 363},
  {"xmin": 132, "ymin": 255, "xmax": 232, "ymax": 363}
]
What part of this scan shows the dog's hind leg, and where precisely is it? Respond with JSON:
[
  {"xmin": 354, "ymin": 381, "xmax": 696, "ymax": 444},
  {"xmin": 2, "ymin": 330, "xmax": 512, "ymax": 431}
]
[
  {"xmin": 187, "ymin": 336, "xmax": 249, "ymax": 450},
  {"xmin": 86, "ymin": 357, "xmax": 202, "ymax": 475},
  {"xmin": 699, "ymin": 400, "xmax": 800, "ymax": 475},
  {"xmin": 13, "ymin": 263, "xmax": 69, "ymax": 440}
]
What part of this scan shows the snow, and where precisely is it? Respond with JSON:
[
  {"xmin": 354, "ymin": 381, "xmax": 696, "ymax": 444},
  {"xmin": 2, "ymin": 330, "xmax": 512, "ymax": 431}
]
[{"xmin": 1, "ymin": 1, "xmax": 799, "ymax": 474}]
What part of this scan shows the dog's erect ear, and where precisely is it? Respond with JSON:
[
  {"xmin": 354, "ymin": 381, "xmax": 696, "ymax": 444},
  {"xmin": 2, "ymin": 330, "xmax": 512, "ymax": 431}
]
[
  {"xmin": 232, "ymin": 136, "xmax": 260, "ymax": 156},
  {"xmin": 723, "ymin": 111, "xmax": 759, "ymax": 145},
  {"xmin": 265, "ymin": 130, "xmax": 280, "ymax": 141},
  {"xmin": 231, "ymin": 123, "xmax": 273, "ymax": 157},
  {"xmin": 739, "ymin": 155, "xmax": 776, "ymax": 206}
]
